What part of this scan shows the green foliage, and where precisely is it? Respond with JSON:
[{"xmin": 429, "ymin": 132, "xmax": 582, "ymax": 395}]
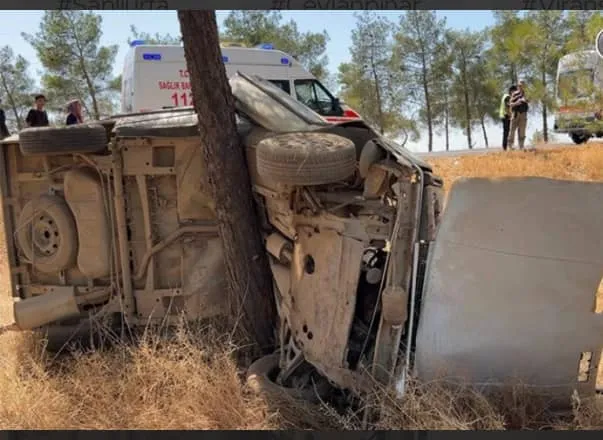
[
  {"xmin": 564, "ymin": 11, "xmax": 603, "ymax": 52},
  {"xmin": 395, "ymin": 11, "xmax": 448, "ymax": 151},
  {"xmin": 221, "ymin": 11, "xmax": 330, "ymax": 80},
  {"xmin": 338, "ymin": 12, "xmax": 417, "ymax": 141},
  {"xmin": 446, "ymin": 29, "xmax": 491, "ymax": 148},
  {"xmin": 521, "ymin": 11, "xmax": 567, "ymax": 142},
  {"xmin": 489, "ymin": 11, "xmax": 532, "ymax": 86},
  {"xmin": 11, "ymin": 10, "xmax": 603, "ymax": 147},
  {"xmin": 0, "ymin": 46, "xmax": 34, "ymax": 131},
  {"xmin": 128, "ymin": 24, "xmax": 182, "ymax": 45},
  {"xmin": 22, "ymin": 11, "xmax": 119, "ymax": 120}
]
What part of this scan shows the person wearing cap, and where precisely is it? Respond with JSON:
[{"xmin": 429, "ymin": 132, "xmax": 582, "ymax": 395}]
[
  {"xmin": 508, "ymin": 80, "xmax": 529, "ymax": 150},
  {"xmin": 499, "ymin": 85, "xmax": 517, "ymax": 151},
  {"xmin": 66, "ymin": 99, "xmax": 83, "ymax": 125},
  {"xmin": 0, "ymin": 98, "xmax": 9, "ymax": 139},
  {"xmin": 25, "ymin": 94, "xmax": 49, "ymax": 128}
]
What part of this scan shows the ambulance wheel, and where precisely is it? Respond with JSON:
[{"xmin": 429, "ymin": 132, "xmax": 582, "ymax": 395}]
[
  {"xmin": 19, "ymin": 124, "xmax": 107, "ymax": 156},
  {"xmin": 570, "ymin": 132, "xmax": 589, "ymax": 145},
  {"xmin": 256, "ymin": 132, "xmax": 357, "ymax": 186}
]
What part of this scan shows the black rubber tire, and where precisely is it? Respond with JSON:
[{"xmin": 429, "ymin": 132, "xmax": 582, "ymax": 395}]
[
  {"xmin": 246, "ymin": 353, "xmax": 329, "ymax": 403},
  {"xmin": 570, "ymin": 132, "xmax": 589, "ymax": 145},
  {"xmin": 256, "ymin": 132, "xmax": 357, "ymax": 186},
  {"xmin": 16, "ymin": 194, "xmax": 78, "ymax": 273},
  {"xmin": 19, "ymin": 124, "xmax": 107, "ymax": 156}
]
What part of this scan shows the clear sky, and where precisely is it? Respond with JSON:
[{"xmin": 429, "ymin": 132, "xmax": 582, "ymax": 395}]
[{"xmin": 1, "ymin": 10, "xmax": 565, "ymax": 151}]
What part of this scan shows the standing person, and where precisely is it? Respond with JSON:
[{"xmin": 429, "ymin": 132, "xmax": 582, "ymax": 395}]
[
  {"xmin": 25, "ymin": 94, "xmax": 49, "ymax": 128},
  {"xmin": 499, "ymin": 85, "xmax": 517, "ymax": 151},
  {"xmin": 0, "ymin": 99, "xmax": 9, "ymax": 139},
  {"xmin": 508, "ymin": 80, "xmax": 529, "ymax": 150},
  {"xmin": 66, "ymin": 99, "xmax": 83, "ymax": 125}
]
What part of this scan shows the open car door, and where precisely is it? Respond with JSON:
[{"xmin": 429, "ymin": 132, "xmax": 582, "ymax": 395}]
[{"xmin": 413, "ymin": 177, "xmax": 603, "ymax": 400}]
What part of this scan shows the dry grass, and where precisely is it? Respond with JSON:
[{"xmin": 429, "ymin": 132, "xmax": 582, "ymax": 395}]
[
  {"xmin": 0, "ymin": 144, "xmax": 602, "ymax": 430},
  {"xmin": 429, "ymin": 145, "xmax": 603, "ymax": 194}
]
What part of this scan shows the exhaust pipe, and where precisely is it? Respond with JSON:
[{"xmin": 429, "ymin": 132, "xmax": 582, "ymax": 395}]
[{"xmin": 13, "ymin": 288, "xmax": 81, "ymax": 331}]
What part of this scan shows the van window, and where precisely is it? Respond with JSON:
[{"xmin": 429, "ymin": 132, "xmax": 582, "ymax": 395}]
[
  {"xmin": 294, "ymin": 79, "xmax": 342, "ymax": 117},
  {"xmin": 557, "ymin": 69, "xmax": 595, "ymax": 102},
  {"xmin": 267, "ymin": 79, "xmax": 291, "ymax": 95}
]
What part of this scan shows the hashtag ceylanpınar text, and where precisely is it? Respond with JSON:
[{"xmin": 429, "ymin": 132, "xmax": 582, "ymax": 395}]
[
  {"xmin": 299, "ymin": 0, "xmax": 422, "ymax": 9},
  {"xmin": 58, "ymin": 0, "xmax": 169, "ymax": 9}
]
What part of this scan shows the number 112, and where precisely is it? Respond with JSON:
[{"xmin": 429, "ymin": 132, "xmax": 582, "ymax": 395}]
[{"xmin": 171, "ymin": 92, "xmax": 194, "ymax": 107}]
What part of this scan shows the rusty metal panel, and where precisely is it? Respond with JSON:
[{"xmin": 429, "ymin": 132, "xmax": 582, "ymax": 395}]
[
  {"xmin": 287, "ymin": 226, "xmax": 364, "ymax": 371},
  {"xmin": 414, "ymin": 177, "xmax": 603, "ymax": 397}
]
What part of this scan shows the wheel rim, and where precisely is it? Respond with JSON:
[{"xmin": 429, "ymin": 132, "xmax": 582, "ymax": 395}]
[{"xmin": 30, "ymin": 213, "xmax": 61, "ymax": 257}]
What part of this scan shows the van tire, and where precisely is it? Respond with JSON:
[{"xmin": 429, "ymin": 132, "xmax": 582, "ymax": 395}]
[
  {"xmin": 256, "ymin": 132, "xmax": 357, "ymax": 186},
  {"xmin": 246, "ymin": 353, "xmax": 329, "ymax": 403},
  {"xmin": 19, "ymin": 124, "xmax": 107, "ymax": 156},
  {"xmin": 16, "ymin": 194, "xmax": 78, "ymax": 274}
]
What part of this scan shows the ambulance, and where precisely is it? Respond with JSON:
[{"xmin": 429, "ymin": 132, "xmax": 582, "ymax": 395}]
[
  {"xmin": 553, "ymin": 49, "xmax": 603, "ymax": 144},
  {"xmin": 120, "ymin": 41, "xmax": 362, "ymax": 123}
]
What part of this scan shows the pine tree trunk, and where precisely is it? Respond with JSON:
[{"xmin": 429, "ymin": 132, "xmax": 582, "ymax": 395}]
[
  {"xmin": 0, "ymin": 71, "xmax": 22, "ymax": 130},
  {"xmin": 178, "ymin": 11, "xmax": 277, "ymax": 351},
  {"xmin": 541, "ymin": 69, "xmax": 549, "ymax": 143},
  {"xmin": 481, "ymin": 116, "xmax": 489, "ymax": 147},
  {"xmin": 461, "ymin": 60, "xmax": 472, "ymax": 149},
  {"xmin": 444, "ymin": 83, "xmax": 450, "ymax": 151},
  {"xmin": 421, "ymin": 52, "xmax": 433, "ymax": 152}
]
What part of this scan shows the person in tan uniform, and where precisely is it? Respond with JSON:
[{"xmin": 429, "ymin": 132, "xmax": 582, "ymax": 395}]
[{"xmin": 508, "ymin": 80, "xmax": 529, "ymax": 150}]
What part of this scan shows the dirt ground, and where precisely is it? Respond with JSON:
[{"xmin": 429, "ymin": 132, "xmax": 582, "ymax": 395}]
[{"xmin": 0, "ymin": 144, "xmax": 602, "ymax": 429}]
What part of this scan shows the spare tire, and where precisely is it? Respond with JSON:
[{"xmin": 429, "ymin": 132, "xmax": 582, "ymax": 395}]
[
  {"xmin": 256, "ymin": 132, "xmax": 357, "ymax": 186},
  {"xmin": 16, "ymin": 194, "xmax": 78, "ymax": 273},
  {"xmin": 19, "ymin": 124, "xmax": 107, "ymax": 156}
]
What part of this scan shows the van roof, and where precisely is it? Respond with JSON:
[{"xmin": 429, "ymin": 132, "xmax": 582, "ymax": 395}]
[{"xmin": 129, "ymin": 43, "xmax": 305, "ymax": 68}]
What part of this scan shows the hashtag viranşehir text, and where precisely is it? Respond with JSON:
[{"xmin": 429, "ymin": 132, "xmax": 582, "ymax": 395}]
[{"xmin": 523, "ymin": 0, "xmax": 603, "ymax": 8}]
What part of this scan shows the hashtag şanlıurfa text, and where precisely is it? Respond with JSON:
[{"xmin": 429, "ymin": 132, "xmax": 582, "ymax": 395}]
[
  {"xmin": 59, "ymin": 0, "xmax": 168, "ymax": 9},
  {"xmin": 301, "ymin": 0, "xmax": 421, "ymax": 9}
]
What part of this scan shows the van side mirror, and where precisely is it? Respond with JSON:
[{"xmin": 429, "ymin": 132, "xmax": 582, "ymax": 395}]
[{"xmin": 333, "ymin": 97, "xmax": 343, "ymax": 113}]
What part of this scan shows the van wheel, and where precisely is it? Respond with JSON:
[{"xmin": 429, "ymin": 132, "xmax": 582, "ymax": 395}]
[
  {"xmin": 570, "ymin": 133, "xmax": 589, "ymax": 145},
  {"xmin": 246, "ymin": 353, "xmax": 330, "ymax": 403},
  {"xmin": 19, "ymin": 124, "xmax": 107, "ymax": 156},
  {"xmin": 16, "ymin": 194, "xmax": 78, "ymax": 274},
  {"xmin": 256, "ymin": 132, "xmax": 357, "ymax": 186}
]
